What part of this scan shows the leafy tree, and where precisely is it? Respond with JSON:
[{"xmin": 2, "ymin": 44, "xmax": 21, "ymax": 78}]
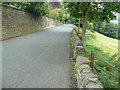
[
  {"xmin": 50, "ymin": 8, "xmax": 68, "ymax": 22},
  {"xmin": 87, "ymin": 22, "xmax": 94, "ymax": 30},
  {"xmin": 66, "ymin": 2, "xmax": 119, "ymax": 46},
  {"xmin": 26, "ymin": 2, "xmax": 50, "ymax": 16},
  {"xmin": 2, "ymin": 2, "xmax": 50, "ymax": 16},
  {"xmin": 50, "ymin": 9, "xmax": 59, "ymax": 19},
  {"xmin": 94, "ymin": 22, "xmax": 118, "ymax": 39}
]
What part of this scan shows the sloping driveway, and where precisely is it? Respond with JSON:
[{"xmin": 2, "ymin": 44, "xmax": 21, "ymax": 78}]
[{"xmin": 2, "ymin": 24, "xmax": 73, "ymax": 88}]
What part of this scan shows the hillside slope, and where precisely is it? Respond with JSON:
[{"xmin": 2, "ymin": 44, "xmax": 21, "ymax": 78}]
[
  {"xmin": 84, "ymin": 30, "xmax": 119, "ymax": 88},
  {"xmin": 85, "ymin": 30, "xmax": 118, "ymax": 56}
]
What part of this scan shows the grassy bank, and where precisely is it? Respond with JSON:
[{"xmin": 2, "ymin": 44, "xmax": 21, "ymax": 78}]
[{"xmin": 74, "ymin": 26, "xmax": 119, "ymax": 88}]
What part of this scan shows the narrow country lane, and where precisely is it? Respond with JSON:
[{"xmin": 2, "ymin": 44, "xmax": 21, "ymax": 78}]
[{"xmin": 2, "ymin": 24, "xmax": 73, "ymax": 88}]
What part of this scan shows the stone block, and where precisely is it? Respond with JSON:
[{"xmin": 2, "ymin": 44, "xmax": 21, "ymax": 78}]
[
  {"xmin": 76, "ymin": 56, "xmax": 91, "ymax": 65},
  {"xmin": 76, "ymin": 56, "xmax": 103, "ymax": 88}
]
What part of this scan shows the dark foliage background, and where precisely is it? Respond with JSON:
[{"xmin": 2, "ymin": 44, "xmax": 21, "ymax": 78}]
[{"xmin": 93, "ymin": 22, "xmax": 118, "ymax": 39}]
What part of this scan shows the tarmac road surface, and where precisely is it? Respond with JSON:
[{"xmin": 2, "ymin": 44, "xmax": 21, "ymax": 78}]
[{"xmin": 2, "ymin": 24, "xmax": 73, "ymax": 88}]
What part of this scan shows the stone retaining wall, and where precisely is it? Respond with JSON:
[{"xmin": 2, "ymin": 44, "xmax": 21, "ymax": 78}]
[
  {"xmin": 76, "ymin": 56, "xmax": 103, "ymax": 88},
  {"xmin": 1, "ymin": 4, "xmax": 63, "ymax": 40},
  {"xmin": 72, "ymin": 28, "xmax": 103, "ymax": 88}
]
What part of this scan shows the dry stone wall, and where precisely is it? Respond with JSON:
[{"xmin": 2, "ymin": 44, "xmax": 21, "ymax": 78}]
[
  {"xmin": 1, "ymin": 4, "xmax": 63, "ymax": 40},
  {"xmin": 72, "ymin": 29, "xmax": 103, "ymax": 88},
  {"xmin": 76, "ymin": 56, "xmax": 103, "ymax": 88}
]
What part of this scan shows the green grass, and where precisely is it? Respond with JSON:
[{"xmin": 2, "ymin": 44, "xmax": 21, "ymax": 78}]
[
  {"xmin": 85, "ymin": 30, "xmax": 118, "ymax": 56},
  {"xmin": 85, "ymin": 31, "xmax": 119, "ymax": 88},
  {"xmin": 85, "ymin": 30, "xmax": 119, "ymax": 66},
  {"xmin": 74, "ymin": 26, "xmax": 119, "ymax": 88}
]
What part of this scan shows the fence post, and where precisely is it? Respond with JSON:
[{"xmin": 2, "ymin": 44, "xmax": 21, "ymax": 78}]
[
  {"xmin": 89, "ymin": 51, "xmax": 92, "ymax": 61},
  {"xmin": 90, "ymin": 52, "xmax": 94, "ymax": 68}
]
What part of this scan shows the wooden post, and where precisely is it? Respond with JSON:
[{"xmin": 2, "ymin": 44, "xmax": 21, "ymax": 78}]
[
  {"xmin": 89, "ymin": 51, "xmax": 92, "ymax": 61},
  {"xmin": 90, "ymin": 52, "xmax": 94, "ymax": 68}
]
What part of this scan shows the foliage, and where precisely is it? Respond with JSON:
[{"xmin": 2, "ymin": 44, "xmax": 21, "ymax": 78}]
[
  {"xmin": 66, "ymin": 2, "xmax": 119, "ymax": 46},
  {"xmin": 70, "ymin": 32, "xmax": 77, "ymax": 66},
  {"xmin": 84, "ymin": 30, "xmax": 119, "ymax": 88},
  {"xmin": 2, "ymin": 2, "xmax": 50, "ymax": 16},
  {"xmin": 50, "ymin": 8, "xmax": 69, "ymax": 22},
  {"xmin": 84, "ymin": 43, "xmax": 119, "ymax": 88},
  {"xmin": 118, "ymin": 24, "xmax": 120, "ymax": 40},
  {"xmin": 74, "ymin": 25, "xmax": 119, "ymax": 88},
  {"xmin": 2, "ymin": 2, "xmax": 29, "ymax": 9},
  {"xmin": 87, "ymin": 22, "xmax": 94, "ymax": 30},
  {"xmin": 26, "ymin": 2, "xmax": 50, "ymax": 16},
  {"xmin": 50, "ymin": 8, "xmax": 59, "ymax": 19},
  {"xmin": 94, "ymin": 22, "xmax": 118, "ymax": 39},
  {"xmin": 66, "ymin": 2, "xmax": 119, "ymax": 22}
]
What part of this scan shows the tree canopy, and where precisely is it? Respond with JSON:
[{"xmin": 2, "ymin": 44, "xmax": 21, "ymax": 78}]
[
  {"xmin": 66, "ymin": 2, "xmax": 119, "ymax": 46},
  {"xmin": 50, "ymin": 8, "xmax": 70, "ymax": 22},
  {"xmin": 26, "ymin": 2, "xmax": 50, "ymax": 16},
  {"xmin": 2, "ymin": 2, "xmax": 50, "ymax": 16},
  {"xmin": 66, "ymin": 2, "xmax": 119, "ymax": 22}
]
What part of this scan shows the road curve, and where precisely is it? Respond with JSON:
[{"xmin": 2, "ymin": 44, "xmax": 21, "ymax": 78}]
[{"xmin": 2, "ymin": 24, "xmax": 73, "ymax": 88}]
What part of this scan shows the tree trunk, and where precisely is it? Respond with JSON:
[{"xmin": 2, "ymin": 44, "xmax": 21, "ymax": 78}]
[{"xmin": 81, "ymin": 9, "xmax": 89, "ymax": 46}]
